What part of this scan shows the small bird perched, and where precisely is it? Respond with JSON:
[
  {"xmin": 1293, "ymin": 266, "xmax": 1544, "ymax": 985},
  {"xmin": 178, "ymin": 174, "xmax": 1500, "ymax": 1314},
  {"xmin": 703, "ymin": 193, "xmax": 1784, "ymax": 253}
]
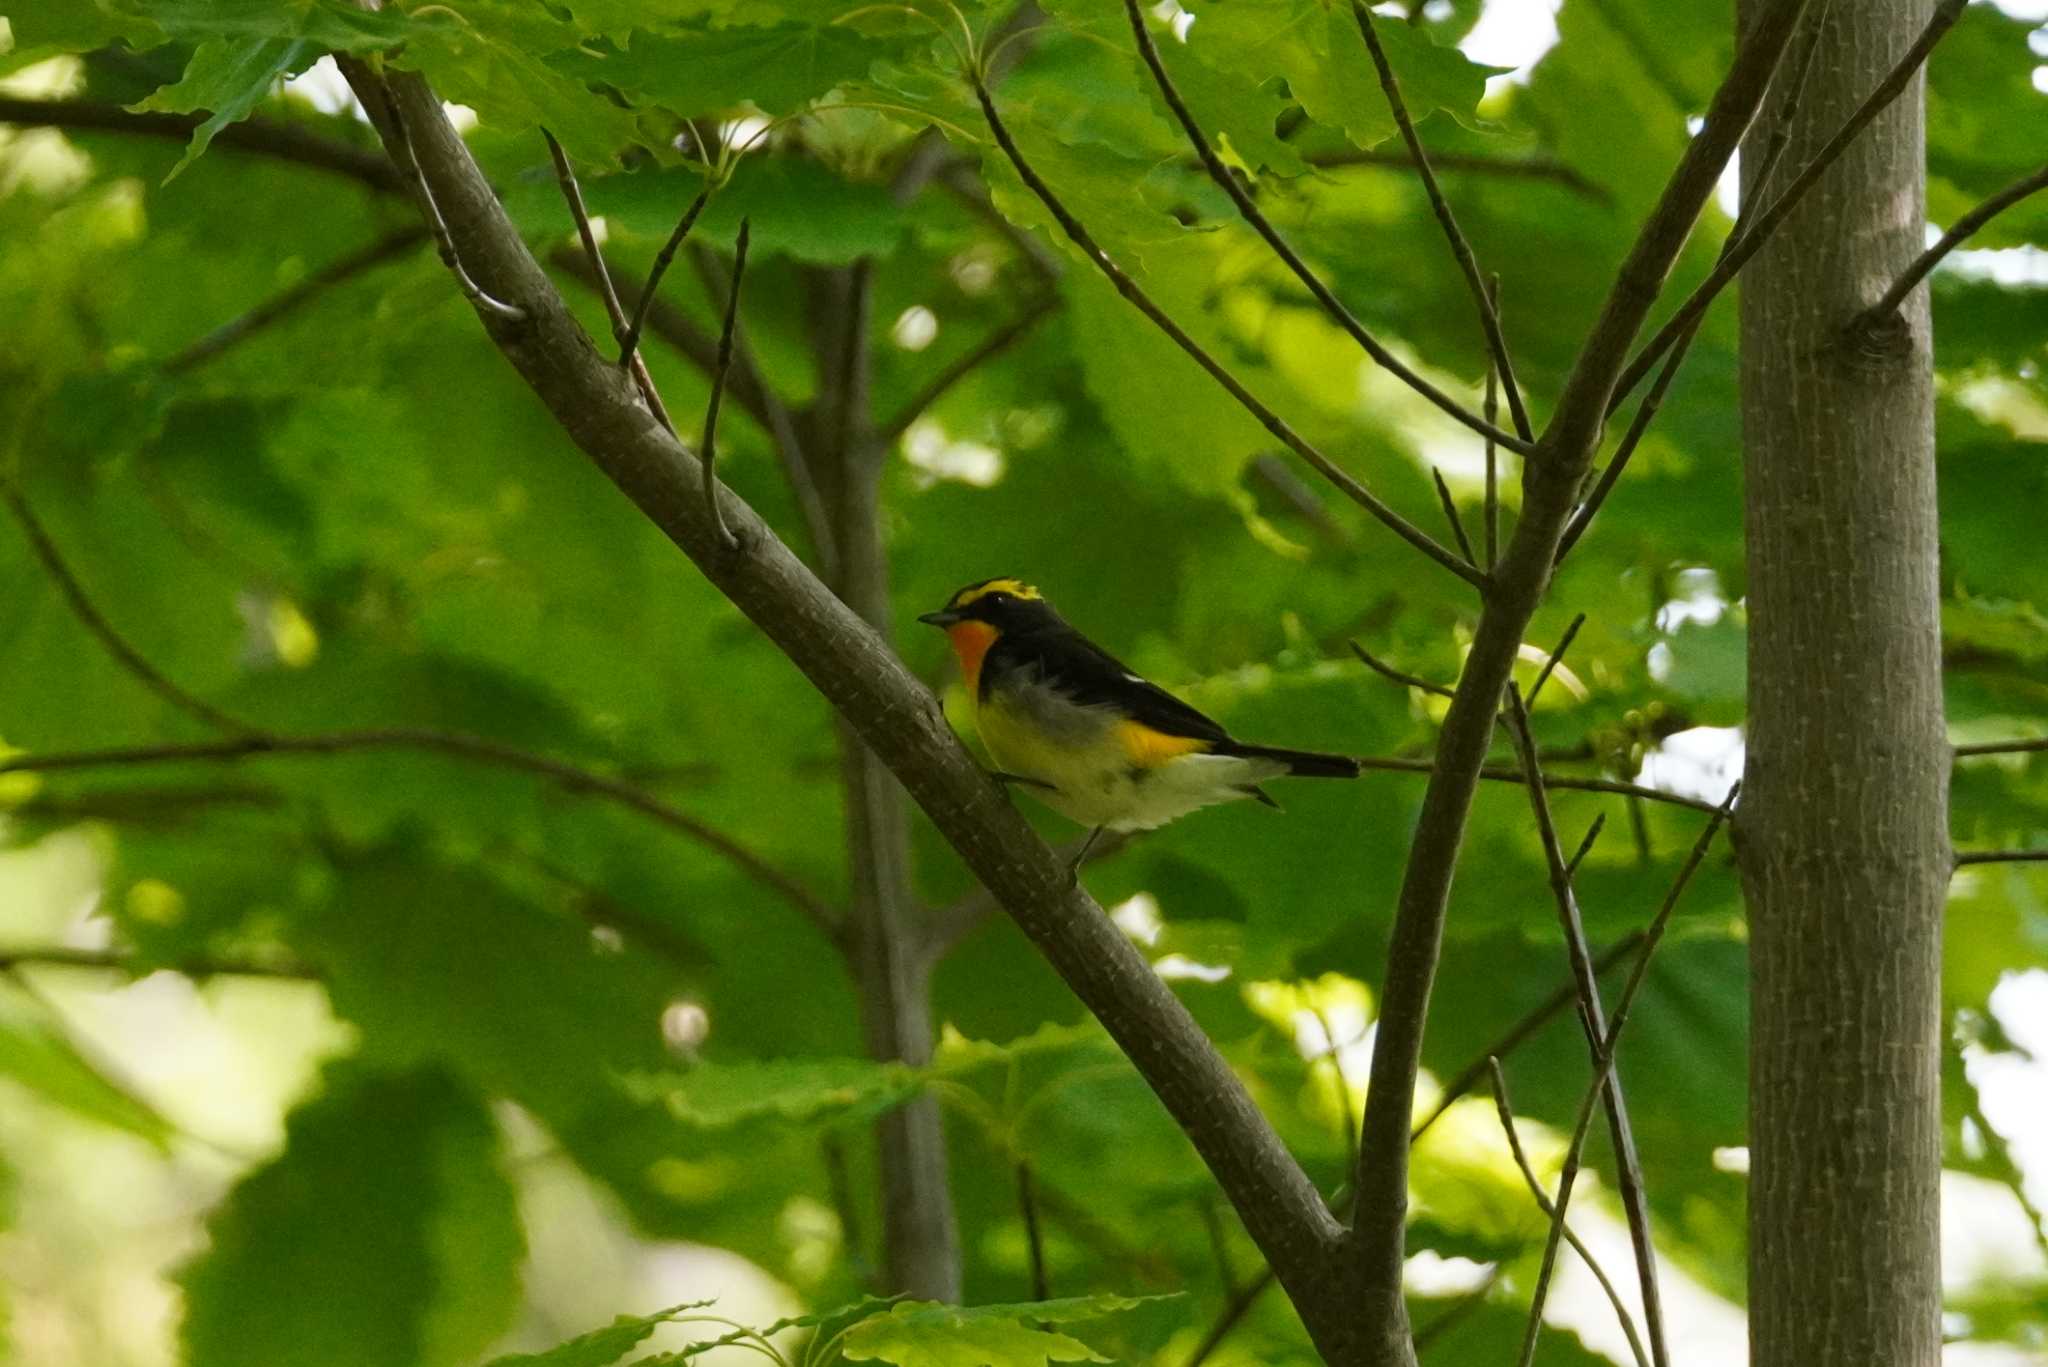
[{"xmin": 919, "ymin": 577, "xmax": 1359, "ymax": 868}]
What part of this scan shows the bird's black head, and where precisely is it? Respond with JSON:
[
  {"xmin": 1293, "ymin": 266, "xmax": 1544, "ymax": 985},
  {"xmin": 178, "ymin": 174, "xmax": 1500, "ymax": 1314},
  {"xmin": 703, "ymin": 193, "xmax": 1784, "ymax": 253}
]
[{"xmin": 917, "ymin": 577, "xmax": 1061, "ymax": 633}]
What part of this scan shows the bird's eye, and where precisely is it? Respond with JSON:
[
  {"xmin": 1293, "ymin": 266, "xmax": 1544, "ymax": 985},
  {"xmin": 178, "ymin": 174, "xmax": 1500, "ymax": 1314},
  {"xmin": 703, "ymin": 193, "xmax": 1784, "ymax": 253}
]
[{"xmin": 985, "ymin": 592, "xmax": 1009, "ymax": 605}]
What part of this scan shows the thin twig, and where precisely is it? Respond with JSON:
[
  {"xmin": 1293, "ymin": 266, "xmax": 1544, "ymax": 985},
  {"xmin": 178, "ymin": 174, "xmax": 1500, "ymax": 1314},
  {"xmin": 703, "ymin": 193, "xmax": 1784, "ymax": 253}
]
[
  {"xmin": 1411, "ymin": 1266, "xmax": 1507, "ymax": 1353},
  {"xmin": 1305, "ymin": 148, "xmax": 1610, "ymax": 204},
  {"xmin": 876, "ymin": 294, "xmax": 1058, "ymax": 444},
  {"xmin": 164, "ymin": 229, "xmax": 428, "ymax": 373},
  {"xmin": 1355, "ymin": 754, "xmax": 1723, "ymax": 814},
  {"xmin": 2, "ymin": 481, "xmax": 250, "ymax": 735},
  {"xmin": 0, "ymin": 945, "xmax": 319, "ymax": 979},
  {"xmin": 1527, "ymin": 613, "xmax": 1587, "ymax": 707},
  {"xmin": 1119, "ymin": 0, "xmax": 1533, "ymax": 459},
  {"xmin": 1410, "ymin": 929, "xmax": 1647, "ymax": 1143},
  {"xmin": 620, "ymin": 187, "xmax": 711, "ymax": 371},
  {"xmin": 1611, "ymin": 0, "xmax": 1969, "ymax": 409},
  {"xmin": 1183, "ymin": 1270, "xmax": 1276, "ymax": 1367},
  {"xmin": 701, "ymin": 219, "xmax": 750, "ymax": 551},
  {"xmin": 1488, "ymin": 1059, "xmax": 1653, "ymax": 1367},
  {"xmin": 1516, "ymin": 785, "xmax": 1738, "ymax": 1366},
  {"xmin": 920, "ymin": 828, "xmax": 1136, "ymax": 967},
  {"xmin": 1432, "ymin": 468, "xmax": 1478, "ymax": 567},
  {"xmin": 970, "ymin": 74, "xmax": 1487, "ymax": 587},
  {"xmin": 1854, "ymin": 160, "xmax": 2048, "ymax": 331},
  {"xmin": 1350, "ymin": 640, "xmax": 1455, "ymax": 700},
  {"xmin": 1018, "ymin": 1160, "xmax": 1051, "ymax": 1301},
  {"xmin": 1352, "ymin": 0, "xmax": 1533, "ymax": 444},
  {"xmin": 541, "ymin": 128, "xmax": 674, "ymax": 432},
  {"xmin": 1502, "ymin": 683, "xmax": 1669, "ymax": 1367},
  {"xmin": 1954, "ymin": 737, "xmax": 2048, "ymax": 758},
  {"xmin": 1954, "ymin": 850, "xmax": 2048, "ymax": 867},
  {"xmin": 0, "ymin": 733, "xmax": 838, "ymax": 939},
  {"xmin": 823, "ymin": 1135, "xmax": 878, "ymax": 1290},
  {"xmin": 1483, "ymin": 274, "xmax": 1502, "ymax": 571},
  {"xmin": 1308, "ymin": 1004, "xmax": 1360, "ymax": 1176}
]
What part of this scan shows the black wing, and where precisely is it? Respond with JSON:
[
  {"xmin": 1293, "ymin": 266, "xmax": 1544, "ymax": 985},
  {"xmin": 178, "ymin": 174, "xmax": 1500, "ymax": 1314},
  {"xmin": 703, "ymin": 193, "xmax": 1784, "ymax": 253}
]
[{"xmin": 1010, "ymin": 628, "xmax": 1233, "ymax": 744}]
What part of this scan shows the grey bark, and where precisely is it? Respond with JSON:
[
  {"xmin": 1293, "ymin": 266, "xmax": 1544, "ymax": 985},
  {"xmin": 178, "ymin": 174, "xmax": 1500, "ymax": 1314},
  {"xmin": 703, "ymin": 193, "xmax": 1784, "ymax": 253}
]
[{"xmin": 1737, "ymin": 4, "xmax": 1949, "ymax": 1366}]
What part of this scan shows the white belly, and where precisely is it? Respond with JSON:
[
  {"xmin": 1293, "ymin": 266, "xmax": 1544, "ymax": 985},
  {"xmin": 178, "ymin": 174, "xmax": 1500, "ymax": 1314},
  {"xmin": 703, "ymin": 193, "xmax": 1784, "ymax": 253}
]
[{"xmin": 974, "ymin": 682, "xmax": 1286, "ymax": 831}]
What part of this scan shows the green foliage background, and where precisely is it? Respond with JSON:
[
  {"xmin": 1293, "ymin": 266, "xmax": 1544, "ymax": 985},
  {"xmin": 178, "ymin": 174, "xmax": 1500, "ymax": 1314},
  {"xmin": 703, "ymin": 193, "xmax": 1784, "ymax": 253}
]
[{"xmin": 0, "ymin": 0, "xmax": 2043, "ymax": 1362}]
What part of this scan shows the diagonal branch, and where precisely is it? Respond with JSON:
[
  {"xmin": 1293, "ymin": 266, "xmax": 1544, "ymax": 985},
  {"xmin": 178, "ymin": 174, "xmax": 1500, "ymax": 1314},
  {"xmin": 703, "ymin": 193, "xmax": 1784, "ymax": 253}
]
[
  {"xmin": 1502, "ymin": 682, "xmax": 1670, "ymax": 1367},
  {"xmin": 164, "ymin": 228, "xmax": 428, "ymax": 373},
  {"xmin": 1852, "ymin": 159, "xmax": 2048, "ymax": 333},
  {"xmin": 1351, "ymin": 1, "xmax": 1534, "ymax": 444},
  {"xmin": 970, "ymin": 74, "xmax": 1486, "ymax": 590},
  {"xmin": 876, "ymin": 293, "xmax": 1058, "ymax": 445},
  {"xmin": 332, "ymin": 58, "xmax": 1356, "ymax": 1356},
  {"xmin": 1304, "ymin": 148, "xmax": 1610, "ymax": 204},
  {"xmin": 1515, "ymin": 784, "xmax": 1738, "ymax": 1365},
  {"xmin": 1121, "ymin": 0, "xmax": 1533, "ymax": 458},
  {"xmin": 700, "ymin": 218, "xmax": 750, "ymax": 549},
  {"xmin": 1610, "ymin": 0, "xmax": 1968, "ymax": 409},
  {"xmin": 1487, "ymin": 1058, "xmax": 1652, "ymax": 1367},
  {"xmin": 620, "ymin": 187, "xmax": 711, "ymax": 372}
]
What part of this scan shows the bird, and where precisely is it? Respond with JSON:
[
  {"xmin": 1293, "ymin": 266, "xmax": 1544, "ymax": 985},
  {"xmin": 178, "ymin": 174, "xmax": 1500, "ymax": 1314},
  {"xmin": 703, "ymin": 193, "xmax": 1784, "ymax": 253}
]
[{"xmin": 918, "ymin": 577, "xmax": 1360, "ymax": 873}]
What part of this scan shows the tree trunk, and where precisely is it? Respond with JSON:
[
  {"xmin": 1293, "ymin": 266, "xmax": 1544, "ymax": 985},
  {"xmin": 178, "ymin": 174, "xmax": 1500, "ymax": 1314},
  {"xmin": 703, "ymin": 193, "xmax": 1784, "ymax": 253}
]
[
  {"xmin": 1737, "ymin": 4, "xmax": 1949, "ymax": 1365},
  {"xmin": 810, "ymin": 262, "xmax": 963, "ymax": 1303}
]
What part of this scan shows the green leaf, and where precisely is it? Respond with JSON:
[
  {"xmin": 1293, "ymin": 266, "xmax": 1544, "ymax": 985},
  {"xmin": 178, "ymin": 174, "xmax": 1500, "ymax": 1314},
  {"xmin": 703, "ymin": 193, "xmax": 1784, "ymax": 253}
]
[
  {"xmin": 840, "ymin": 1295, "xmax": 1169, "ymax": 1367},
  {"xmin": 178, "ymin": 1065, "xmax": 523, "ymax": 1367},
  {"xmin": 134, "ymin": 37, "xmax": 318, "ymax": 182},
  {"xmin": 485, "ymin": 1302, "xmax": 715, "ymax": 1367},
  {"xmin": 555, "ymin": 23, "xmax": 896, "ymax": 117},
  {"xmin": 0, "ymin": 996, "xmax": 173, "ymax": 1148}
]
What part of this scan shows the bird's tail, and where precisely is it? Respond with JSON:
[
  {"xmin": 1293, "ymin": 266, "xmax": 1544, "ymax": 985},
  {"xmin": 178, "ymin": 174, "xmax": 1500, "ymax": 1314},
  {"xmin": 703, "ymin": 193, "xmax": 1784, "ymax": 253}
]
[{"xmin": 1216, "ymin": 742, "xmax": 1360, "ymax": 779}]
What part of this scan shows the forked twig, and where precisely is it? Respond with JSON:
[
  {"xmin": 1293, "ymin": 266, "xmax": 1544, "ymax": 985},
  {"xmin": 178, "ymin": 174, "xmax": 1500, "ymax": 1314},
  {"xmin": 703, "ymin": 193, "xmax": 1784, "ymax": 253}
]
[
  {"xmin": 1121, "ymin": 0, "xmax": 1533, "ymax": 457},
  {"xmin": 541, "ymin": 128, "xmax": 675, "ymax": 432},
  {"xmin": 1488, "ymin": 1058, "xmax": 1653, "ymax": 1367},
  {"xmin": 702, "ymin": 219, "xmax": 751, "ymax": 551},
  {"xmin": 1352, "ymin": 0, "xmax": 1534, "ymax": 444},
  {"xmin": 1611, "ymin": 0, "xmax": 1969, "ymax": 408},
  {"xmin": 1515, "ymin": 784, "xmax": 1739, "ymax": 1366},
  {"xmin": 969, "ymin": 73, "xmax": 1484, "ymax": 587}
]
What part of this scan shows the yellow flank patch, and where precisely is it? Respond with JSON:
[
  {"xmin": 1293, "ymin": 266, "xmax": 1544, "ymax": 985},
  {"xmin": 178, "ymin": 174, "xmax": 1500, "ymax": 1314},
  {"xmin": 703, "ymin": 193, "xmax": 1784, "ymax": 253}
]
[
  {"xmin": 1117, "ymin": 720, "xmax": 1210, "ymax": 767},
  {"xmin": 948, "ymin": 577, "xmax": 1042, "ymax": 609}
]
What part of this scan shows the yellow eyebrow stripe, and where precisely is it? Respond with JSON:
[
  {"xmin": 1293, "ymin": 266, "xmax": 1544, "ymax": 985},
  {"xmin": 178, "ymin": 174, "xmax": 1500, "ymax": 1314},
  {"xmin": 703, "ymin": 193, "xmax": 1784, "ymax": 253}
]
[{"xmin": 1117, "ymin": 721, "xmax": 1211, "ymax": 767}]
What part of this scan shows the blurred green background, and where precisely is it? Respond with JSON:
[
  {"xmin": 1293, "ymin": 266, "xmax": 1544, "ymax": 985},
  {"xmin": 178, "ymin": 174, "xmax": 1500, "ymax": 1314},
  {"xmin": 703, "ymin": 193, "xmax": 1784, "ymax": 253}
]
[{"xmin": 0, "ymin": 0, "xmax": 2043, "ymax": 1362}]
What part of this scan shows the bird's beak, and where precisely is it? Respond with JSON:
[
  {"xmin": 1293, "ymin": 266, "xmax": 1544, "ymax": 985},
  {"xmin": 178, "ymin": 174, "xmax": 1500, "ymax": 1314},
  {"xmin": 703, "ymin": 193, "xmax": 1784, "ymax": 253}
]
[{"xmin": 918, "ymin": 609, "xmax": 964, "ymax": 628}]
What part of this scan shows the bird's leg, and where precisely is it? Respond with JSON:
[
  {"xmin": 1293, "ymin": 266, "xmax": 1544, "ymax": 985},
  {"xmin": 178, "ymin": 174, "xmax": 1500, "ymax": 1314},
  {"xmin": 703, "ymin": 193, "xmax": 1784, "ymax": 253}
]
[
  {"xmin": 990, "ymin": 770, "xmax": 1056, "ymax": 791},
  {"xmin": 1067, "ymin": 826, "xmax": 1105, "ymax": 887}
]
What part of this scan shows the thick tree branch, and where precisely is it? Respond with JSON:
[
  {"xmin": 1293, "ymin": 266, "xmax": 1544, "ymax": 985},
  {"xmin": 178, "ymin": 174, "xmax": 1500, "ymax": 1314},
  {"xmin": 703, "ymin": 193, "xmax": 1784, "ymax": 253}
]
[
  {"xmin": 970, "ymin": 74, "xmax": 1487, "ymax": 591},
  {"xmin": 1349, "ymin": 9, "xmax": 1809, "ymax": 1353},
  {"xmin": 1352, "ymin": 1, "xmax": 1533, "ymax": 444},
  {"xmin": 1123, "ymin": 0, "xmax": 1533, "ymax": 458},
  {"xmin": 1611, "ymin": 0, "xmax": 1968, "ymax": 408},
  {"xmin": 1487, "ymin": 1059, "xmax": 1652, "ymax": 1367},
  {"xmin": 1853, "ymin": 160, "xmax": 2048, "ymax": 333},
  {"xmin": 322, "ymin": 59, "xmax": 1353, "ymax": 1350}
]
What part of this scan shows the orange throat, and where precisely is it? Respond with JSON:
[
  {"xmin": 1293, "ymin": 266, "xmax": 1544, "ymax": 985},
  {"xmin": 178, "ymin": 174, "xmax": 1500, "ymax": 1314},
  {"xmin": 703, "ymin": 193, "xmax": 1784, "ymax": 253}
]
[{"xmin": 943, "ymin": 621, "xmax": 999, "ymax": 698}]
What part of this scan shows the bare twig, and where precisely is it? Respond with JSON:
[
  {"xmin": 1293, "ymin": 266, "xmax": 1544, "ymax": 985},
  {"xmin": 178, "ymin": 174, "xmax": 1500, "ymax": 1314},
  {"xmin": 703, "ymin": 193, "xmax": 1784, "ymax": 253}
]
[
  {"xmin": 1854, "ymin": 160, "xmax": 2048, "ymax": 331},
  {"xmin": 876, "ymin": 294, "xmax": 1058, "ymax": 444},
  {"xmin": 971, "ymin": 73, "xmax": 1486, "ymax": 587},
  {"xmin": 1184, "ymin": 1270, "xmax": 1277, "ymax": 1367},
  {"xmin": 1612, "ymin": 0, "xmax": 1969, "ymax": 408},
  {"xmin": 1017, "ymin": 1161, "xmax": 1051, "ymax": 1300},
  {"xmin": 164, "ymin": 229, "xmax": 428, "ymax": 373},
  {"xmin": 620, "ymin": 187, "xmax": 711, "ymax": 371},
  {"xmin": 1410, "ymin": 929, "xmax": 1647, "ymax": 1142},
  {"xmin": 0, "ymin": 945, "xmax": 318, "ymax": 979},
  {"xmin": 920, "ymin": 828, "xmax": 1135, "ymax": 966},
  {"xmin": 541, "ymin": 128, "xmax": 673, "ymax": 432},
  {"xmin": 1431, "ymin": 468, "xmax": 1478, "ymax": 567},
  {"xmin": 701, "ymin": 219, "xmax": 750, "ymax": 550},
  {"xmin": 1356, "ymin": 753, "xmax": 1723, "ymax": 814},
  {"xmin": 1120, "ymin": 0, "xmax": 1533, "ymax": 460},
  {"xmin": 1350, "ymin": 640, "xmax": 1455, "ymax": 700},
  {"xmin": 1516, "ymin": 785, "xmax": 1738, "ymax": 1365},
  {"xmin": 1352, "ymin": 0, "xmax": 1533, "ymax": 444},
  {"xmin": 1502, "ymin": 683, "xmax": 1669, "ymax": 1367},
  {"xmin": 1488, "ymin": 1059, "xmax": 1653, "ymax": 1367},
  {"xmin": 1304, "ymin": 148, "xmax": 1609, "ymax": 204},
  {"xmin": 0, "ymin": 733, "xmax": 838, "ymax": 939},
  {"xmin": 1954, "ymin": 737, "xmax": 2048, "ymax": 759},
  {"xmin": 2, "ymin": 481, "xmax": 249, "ymax": 735},
  {"xmin": 1410, "ymin": 1266, "xmax": 1506, "ymax": 1352},
  {"xmin": 1527, "ymin": 613, "xmax": 1587, "ymax": 707},
  {"xmin": 1954, "ymin": 850, "xmax": 2048, "ymax": 867}
]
